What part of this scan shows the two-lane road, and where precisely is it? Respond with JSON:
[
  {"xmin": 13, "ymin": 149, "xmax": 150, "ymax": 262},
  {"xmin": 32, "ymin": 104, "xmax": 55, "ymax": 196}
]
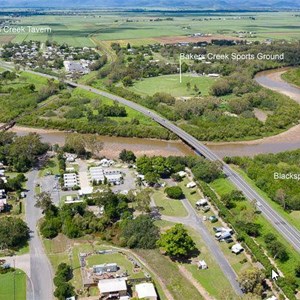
[{"xmin": 25, "ymin": 170, "xmax": 54, "ymax": 300}]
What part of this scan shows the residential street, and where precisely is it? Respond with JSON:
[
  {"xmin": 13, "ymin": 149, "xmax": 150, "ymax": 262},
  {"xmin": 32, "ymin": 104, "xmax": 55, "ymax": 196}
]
[{"xmin": 25, "ymin": 170, "xmax": 54, "ymax": 300}]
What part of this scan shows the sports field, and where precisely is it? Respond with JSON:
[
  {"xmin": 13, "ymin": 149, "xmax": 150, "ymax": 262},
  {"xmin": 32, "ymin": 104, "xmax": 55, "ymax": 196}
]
[{"xmin": 128, "ymin": 74, "xmax": 216, "ymax": 97}]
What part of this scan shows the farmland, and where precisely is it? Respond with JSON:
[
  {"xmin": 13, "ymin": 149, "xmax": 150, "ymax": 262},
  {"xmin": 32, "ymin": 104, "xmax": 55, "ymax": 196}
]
[{"xmin": 1, "ymin": 11, "xmax": 299, "ymax": 48}]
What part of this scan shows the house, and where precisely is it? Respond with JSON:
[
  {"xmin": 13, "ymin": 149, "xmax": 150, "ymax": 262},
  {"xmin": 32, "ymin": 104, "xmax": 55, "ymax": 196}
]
[
  {"xmin": 93, "ymin": 263, "xmax": 118, "ymax": 275},
  {"xmin": 98, "ymin": 277, "xmax": 128, "ymax": 299},
  {"xmin": 198, "ymin": 260, "xmax": 208, "ymax": 270},
  {"xmin": 135, "ymin": 282, "xmax": 157, "ymax": 300},
  {"xmin": 186, "ymin": 181, "xmax": 196, "ymax": 188},
  {"xmin": 63, "ymin": 173, "xmax": 79, "ymax": 189},
  {"xmin": 231, "ymin": 243, "xmax": 244, "ymax": 254}
]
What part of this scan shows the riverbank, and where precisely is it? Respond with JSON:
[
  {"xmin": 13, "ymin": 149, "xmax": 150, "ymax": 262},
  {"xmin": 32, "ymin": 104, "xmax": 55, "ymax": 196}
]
[{"xmin": 6, "ymin": 125, "xmax": 195, "ymax": 158}]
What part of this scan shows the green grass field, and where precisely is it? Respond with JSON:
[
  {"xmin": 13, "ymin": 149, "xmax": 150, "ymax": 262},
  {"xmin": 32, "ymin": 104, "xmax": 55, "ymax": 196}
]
[
  {"xmin": 282, "ymin": 68, "xmax": 300, "ymax": 87},
  {"xmin": 152, "ymin": 190, "xmax": 188, "ymax": 217},
  {"xmin": 129, "ymin": 75, "xmax": 215, "ymax": 97},
  {"xmin": 0, "ymin": 270, "xmax": 26, "ymax": 300}
]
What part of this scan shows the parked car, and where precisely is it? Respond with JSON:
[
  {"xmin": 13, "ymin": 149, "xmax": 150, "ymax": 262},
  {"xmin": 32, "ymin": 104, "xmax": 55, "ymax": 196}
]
[
  {"xmin": 201, "ymin": 205, "xmax": 210, "ymax": 212},
  {"xmin": 208, "ymin": 215, "xmax": 218, "ymax": 223}
]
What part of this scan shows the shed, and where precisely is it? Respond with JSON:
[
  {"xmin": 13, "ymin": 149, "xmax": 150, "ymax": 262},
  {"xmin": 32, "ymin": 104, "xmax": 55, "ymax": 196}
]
[{"xmin": 135, "ymin": 282, "xmax": 157, "ymax": 300}]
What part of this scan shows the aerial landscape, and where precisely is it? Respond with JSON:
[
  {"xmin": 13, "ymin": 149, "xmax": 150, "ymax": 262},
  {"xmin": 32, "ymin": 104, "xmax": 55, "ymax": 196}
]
[{"xmin": 0, "ymin": 1, "xmax": 300, "ymax": 300}]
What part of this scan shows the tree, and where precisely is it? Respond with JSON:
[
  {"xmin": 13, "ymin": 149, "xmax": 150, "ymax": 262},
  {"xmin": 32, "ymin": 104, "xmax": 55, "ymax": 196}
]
[
  {"xmin": 135, "ymin": 189, "xmax": 151, "ymax": 213},
  {"xmin": 122, "ymin": 76, "xmax": 133, "ymax": 87},
  {"xmin": 164, "ymin": 186, "xmax": 184, "ymax": 199},
  {"xmin": 121, "ymin": 215, "xmax": 159, "ymax": 249},
  {"xmin": 40, "ymin": 217, "xmax": 62, "ymax": 239},
  {"xmin": 0, "ymin": 217, "xmax": 30, "ymax": 249},
  {"xmin": 54, "ymin": 282, "xmax": 75, "ymax": 300},
  {"xmin": 274, "ymin": 188, "xmax": 286, "ymax": 210},
  {"xmin": 64, "ymin": 134, "xmax": 86, "ymax": 156},
  {"xmin": 238, "ymin": 268, "xmax": 265, "ymax": 296},
  {"xmin": 295, "ymin": 264, "xmax": 300, "ymax": 278},
  {"xmin": 35, "ymin": 192, "xmax": 53, "ymax": 213},
  {"xmin": 119, "ymin": 149, "xmax": 136, "ymax": 163},
  {"xmin": 8, "ymin": 133, "xmax": 49, "ymax": 172},
  {"xmin": 157, "ymin": 224, "xmax": 196, "ymax": 258},
  {"xmin": 53, "ymin": 263, "xmax": 75, "ymax": 300},
  {"xmin": 144, "ymin": 172, "xmax": 160, "ymax": 187},
  {"xmin": 191, "ymin": 159, "xmax": 222, "ymax": 183}
]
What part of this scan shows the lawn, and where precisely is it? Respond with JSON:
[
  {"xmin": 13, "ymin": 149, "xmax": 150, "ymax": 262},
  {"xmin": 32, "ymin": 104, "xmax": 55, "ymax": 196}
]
[
  {"xmin": 86, "ymin": 252, "xmax": 144, "ymax": 278},
  {"xmin": 39, "ymin": 157, "xmax": 60, "ymax": 177},
  {"xmin": 128, "ymin": 74, "xmax": 216, "ymax": 97},
  {"xmin": 152, "ymin": 190, "xmax": 188, "ymax": 217},
  {"xmin": 0, "ymin": 269, "xmax": 26, "ymax": 300},
  {"xmin": 210, "ymin": 178, "xmax": 236, "ymax": 197}
]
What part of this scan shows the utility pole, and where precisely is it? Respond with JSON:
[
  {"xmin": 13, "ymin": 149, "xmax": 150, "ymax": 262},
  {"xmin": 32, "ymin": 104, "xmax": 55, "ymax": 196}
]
[{"xmin": 13, "ymin": 257, "xmax": 16, "ymax": 300}]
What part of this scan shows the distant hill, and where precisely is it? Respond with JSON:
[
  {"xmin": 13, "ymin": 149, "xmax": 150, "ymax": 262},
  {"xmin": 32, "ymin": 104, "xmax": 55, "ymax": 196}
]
[{"xmin": 0, "ymin": 0, "xmax": 300, "ymax": 9}]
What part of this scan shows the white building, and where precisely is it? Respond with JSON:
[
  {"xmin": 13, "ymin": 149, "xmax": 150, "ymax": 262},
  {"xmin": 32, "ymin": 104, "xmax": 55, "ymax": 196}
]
[
  {"xmin": 98, "ymin": 278, "xmax": 128, "ymax": 298},
  {"xmin": 63, "ymin": 173, "xmax": 79, "ymax": 188},
  {"xmin": 135, "ymin": 282, "xmax": 157, "ymax": 300},
  {"xmin": 89, "ymin": 167, "xmax": 123, "ymax": 184}
]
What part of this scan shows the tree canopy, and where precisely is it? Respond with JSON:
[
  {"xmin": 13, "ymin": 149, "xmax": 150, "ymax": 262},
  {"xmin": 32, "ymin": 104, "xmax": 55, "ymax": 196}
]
[{"xmin": 157, "ymin": 224, "xmax": 196, "ymax": 258}]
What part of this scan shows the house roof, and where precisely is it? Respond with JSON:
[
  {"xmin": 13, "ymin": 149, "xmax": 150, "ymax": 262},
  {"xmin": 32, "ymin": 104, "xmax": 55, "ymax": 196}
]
[
  {"xmin": 135, "ymin": 282, "xmax": 157, "ymax": 299},
  {"xmin": 98, "ymin": 278, "xmax": 127, "ymax": 294}
]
